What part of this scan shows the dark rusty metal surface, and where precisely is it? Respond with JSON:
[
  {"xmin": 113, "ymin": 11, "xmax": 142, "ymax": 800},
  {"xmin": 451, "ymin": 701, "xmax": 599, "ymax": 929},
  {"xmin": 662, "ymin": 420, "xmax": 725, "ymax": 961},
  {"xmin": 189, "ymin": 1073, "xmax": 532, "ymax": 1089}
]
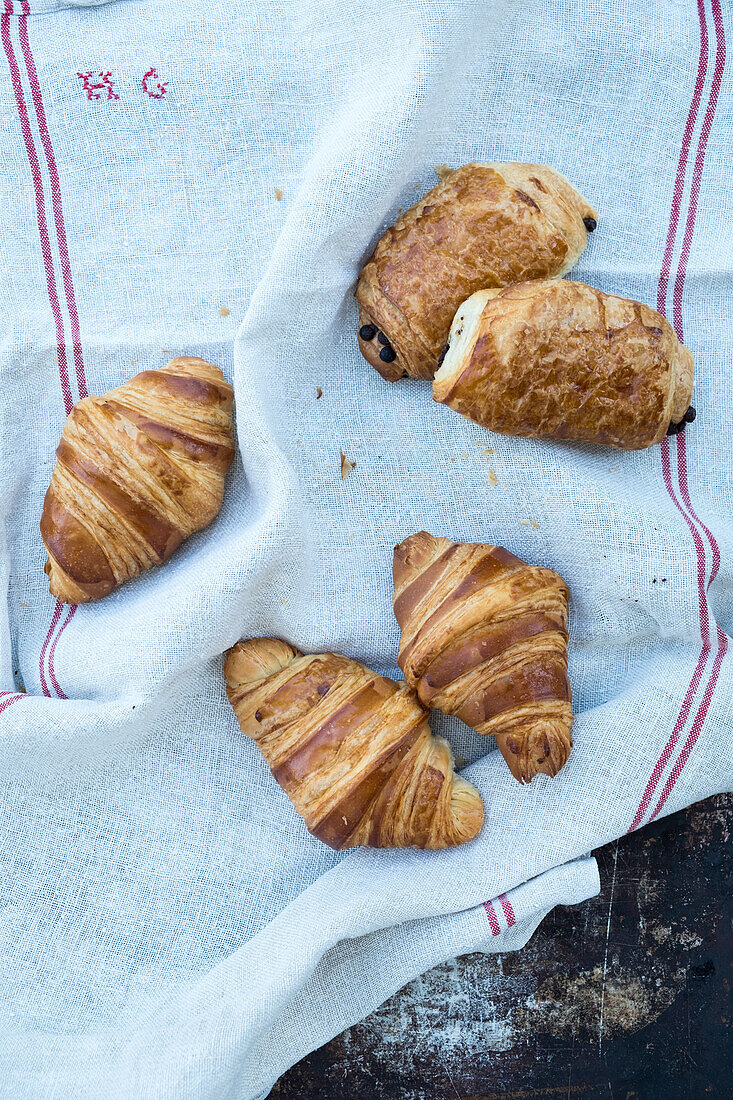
[{"xmin": 273, "ymin": 793, "xmax": 731, "ymax": 1100}]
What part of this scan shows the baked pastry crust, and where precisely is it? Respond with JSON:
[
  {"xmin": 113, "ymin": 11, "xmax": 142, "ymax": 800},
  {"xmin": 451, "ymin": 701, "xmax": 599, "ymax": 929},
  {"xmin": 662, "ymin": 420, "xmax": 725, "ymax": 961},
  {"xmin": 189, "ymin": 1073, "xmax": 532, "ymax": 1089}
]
[
  {"xmin": 41, "ymin": 356, "xmax": 235, "ymax": 602},
  {"xmin": 433, "ymin": 280, "xmax": 694, "ymax": 449},
  {"xmin": 393, "ymin": 532, "xmax": 573, "ymax": 784},
  {"xmin": 356, "ymin": 162, "xmax": 597, "ymax": 381},
  {"xmin": 224, "ymin": 638, "xmax": 484, "ymax": 849}
]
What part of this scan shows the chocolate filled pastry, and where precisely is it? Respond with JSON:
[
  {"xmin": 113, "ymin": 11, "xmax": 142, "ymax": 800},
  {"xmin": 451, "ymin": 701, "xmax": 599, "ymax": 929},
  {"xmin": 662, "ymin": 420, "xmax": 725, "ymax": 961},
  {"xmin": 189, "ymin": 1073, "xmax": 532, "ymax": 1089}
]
[
  {"xmin": 393, "ymin": 532, "xmax": 573, "ymax": 784},
  {"xmin": 41, "ymin": 357, "xmax": 235, "ymax": 603},
  {"xmin": 356, "ymin": 162, "xmax": 597, "ymax": 381},
  {"xmin": 224, "ymin": 638, "xmax": 484, "ymax": 849},
  {"xmin": 433, "ymin": 279, "xmax": 695, "ymax": 450}
]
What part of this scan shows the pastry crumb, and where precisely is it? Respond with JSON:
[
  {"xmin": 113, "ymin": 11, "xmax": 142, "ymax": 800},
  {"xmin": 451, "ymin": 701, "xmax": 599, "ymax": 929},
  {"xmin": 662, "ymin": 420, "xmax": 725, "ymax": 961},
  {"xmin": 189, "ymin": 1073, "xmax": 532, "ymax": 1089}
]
[
  {"xmin": 161, "ymin": 348, "xmax": 170, "ymax": 353},
  {"xmin": 340, "ymin": 452, "xmax": 356, "ymax": 479},
  {"xmin": 450, "ymin": 457, "xmax": 456, "ymax": 462},
  {"xmin": 274, "ymin": 187, "xmax": 283, "ymax": 201},
  {"xmin": 487, "ymin": 468, "xmax": 499, "ymax": 487},
  {"xmin": 521, "ymin": 518, "xmax": 540, "ymax": 529},
  {"xmin": 460, "ymin": 451, "xmax": 468, "ymax": 458},
  {"xmin": 483, "ymin": 448, "xmax": 496, "ymax": 455},
  {"xmin": 219, "ymin": 306, "xmax": 230, "ymax": 317},
  {"xmin": 316, "ymin": 387, "xmax": 322, "ymax": 399},
  {"xmin": 434, "ymin": 163, "xmax": 453, "ymax": 181}
]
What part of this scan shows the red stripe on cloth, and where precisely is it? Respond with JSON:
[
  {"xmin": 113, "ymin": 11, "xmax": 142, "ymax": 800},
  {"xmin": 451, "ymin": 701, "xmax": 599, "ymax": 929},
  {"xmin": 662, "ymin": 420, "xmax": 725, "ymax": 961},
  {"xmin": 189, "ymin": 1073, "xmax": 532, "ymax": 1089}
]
[
  {"xmin": 648, "ymin": 625, "xmax": 728, "ymax": 822},
  {"xmin": 672, "ymin": 0, "xmax": 727, "ymax": 342},
  {"xmin": 631, "ymin": 0, "xmax": 727, "ymax": 831},
  {"xmin": 657, "ymin": 0, "xmax": 709, "ymax": 315},
  {"xmin": 4, "ymin": 2, "xmax": 82, "ymax": 697},
  {"xmin": 483, "ymin": 900, "xmax": 501, "ymax": 936},
  {"xmin": 658, "ymin": 0, "xmax": 729, "ymax": 813},
  {"xmin": 46, "ymin": 604, "xmax": 76, "ymax": 700},
  {"xmin": 0, "ymin": 693, "xmax": 27, "ymax": 715},
  {"xmin": 676, "ymin": 433, "xmax": 721, "ymax": 584},
  {"xmin": 1, "ymin": 0, "xmax": 72, "ymax": 415},
  {"xmin": 18, "ymin": 1, "xmax": 87, "ymax": 399},
  {"xmin": 628, "ymin": 435, "xmax": 713, "ymax": 832},
  {"xmin": 498, "ymin": 892, "xmax": 516, "ymax": 928},
  {"xmin": 627, "ymin": 644, "xmax": 708, "ymax": 832},
  {"xmin": 37, "ymin": 597, "xmax": 63, "ymax": 697},
  {"xmin": 662, "ymin": 439, "xmax": 711, "ymax": 646}
]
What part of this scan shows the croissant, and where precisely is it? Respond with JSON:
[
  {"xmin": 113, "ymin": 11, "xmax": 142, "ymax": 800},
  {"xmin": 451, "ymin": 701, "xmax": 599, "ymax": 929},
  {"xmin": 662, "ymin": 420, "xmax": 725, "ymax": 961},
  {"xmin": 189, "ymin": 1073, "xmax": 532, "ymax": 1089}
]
[
  {"xmin": 393, "ymin": 532, "xmax": 573, "ymax": 784},
  {"xmin": 41, "ymin": 356, "xmax": 235, "ymax": 603},
  {"xmin": 433, "ymin": 279, "xmax": 695, "ymax": 450},
  {"xmin": 356, "ymin": 162, "xmax": 597, "ymax": 381},
  {"xmin": 223, "ymin": 638, "xmax": 484, "ymax": 849}
]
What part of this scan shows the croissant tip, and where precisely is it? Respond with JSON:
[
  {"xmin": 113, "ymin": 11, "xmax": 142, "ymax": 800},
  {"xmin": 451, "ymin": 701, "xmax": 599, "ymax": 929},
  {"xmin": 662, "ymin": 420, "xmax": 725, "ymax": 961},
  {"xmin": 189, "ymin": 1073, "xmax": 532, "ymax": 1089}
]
[{"xmin": 224, "ymin": 637, "xmax": 299, "ymax": 687}]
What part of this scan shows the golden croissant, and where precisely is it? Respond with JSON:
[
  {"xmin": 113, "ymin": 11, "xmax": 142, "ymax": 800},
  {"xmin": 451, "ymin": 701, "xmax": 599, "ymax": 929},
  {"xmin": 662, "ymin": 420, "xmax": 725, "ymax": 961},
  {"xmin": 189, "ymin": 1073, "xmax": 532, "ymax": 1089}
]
[
  {"xmin": 393, "ymin": 532, "xmax": 573, "ymax": 784},
  {"xmin": 223, "ymin": 638, "xmax": 484, "ymax": 849},
  {"xmin": 356, "ymin": 162, "xmax": 597, "ymax": 382},
  {"xmin": 433, "ymin": 279, "xmax": 695, "ymax": 450},
  {"xmin": 41, "ymin": 356, "xmax": 235, "ymax": 603}
]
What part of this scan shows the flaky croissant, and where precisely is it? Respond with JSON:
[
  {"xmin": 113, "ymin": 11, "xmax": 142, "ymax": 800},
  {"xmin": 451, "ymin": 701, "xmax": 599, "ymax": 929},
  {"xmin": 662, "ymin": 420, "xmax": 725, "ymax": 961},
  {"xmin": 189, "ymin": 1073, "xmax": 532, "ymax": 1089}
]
[
  {"xmin": 223, "ymin": 638, "xmax": 484, "ymax": 849},
  {"xmin": 356, "ymin": 162, "xmax": 597, "ymax": 381},
  {"xmin": 433, "ymin": 279, "xmax": 695, "ymax": 450},
  {"xmin": 41, "ymin": 356, "xmax": 235, "ymax": 603},
  {"xmin": 393, "ymin": 532, "xmax": 573, "ymax": 784}
]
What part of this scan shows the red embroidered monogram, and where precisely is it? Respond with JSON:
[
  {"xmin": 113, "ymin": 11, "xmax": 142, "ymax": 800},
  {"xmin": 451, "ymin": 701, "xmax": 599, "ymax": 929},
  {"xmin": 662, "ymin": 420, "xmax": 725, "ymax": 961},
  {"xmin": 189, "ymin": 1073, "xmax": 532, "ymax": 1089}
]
[
  {"xmin": 142, "ymin": 66, "xmax": 167, "ymax": 98},
  {"xmin": 76, "ymin": 70, "xmax": 118, "ymax": 101},
  {"xmin": 76, "ymin": 69, "xmax": 170, "ymax": 101}
]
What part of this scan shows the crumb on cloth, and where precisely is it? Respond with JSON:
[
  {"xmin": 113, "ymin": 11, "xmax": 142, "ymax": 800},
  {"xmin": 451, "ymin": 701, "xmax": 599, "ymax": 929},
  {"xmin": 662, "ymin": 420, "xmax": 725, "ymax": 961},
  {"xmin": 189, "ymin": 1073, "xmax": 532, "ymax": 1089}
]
[
  {"xmin": 340, "ymin": 452, "xmax": 356, "ymax": 480},
  {"xmin": 219, "ymin": 306, "xmax": 230, "ymax": 317},
  {"xmin": 274, "ymin": 187, "xmax": 283, "ymax": 201},
  {"xmin": 487, "ymin": 468, "xmax": 499, "ymax": 487}
]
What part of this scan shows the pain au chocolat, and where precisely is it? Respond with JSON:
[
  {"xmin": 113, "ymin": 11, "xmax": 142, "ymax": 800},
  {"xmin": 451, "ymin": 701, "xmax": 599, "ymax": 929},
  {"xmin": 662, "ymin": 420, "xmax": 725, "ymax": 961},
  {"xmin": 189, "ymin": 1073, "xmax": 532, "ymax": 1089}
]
[{"xmin": 356, "ymin": 162, "xmax": 597, "ymax": 381}]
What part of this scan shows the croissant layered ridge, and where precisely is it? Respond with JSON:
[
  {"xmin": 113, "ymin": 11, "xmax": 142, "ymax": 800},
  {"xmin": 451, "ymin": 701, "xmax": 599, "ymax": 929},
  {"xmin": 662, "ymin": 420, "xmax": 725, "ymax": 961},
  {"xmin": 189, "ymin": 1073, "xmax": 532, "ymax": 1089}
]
[
  {"xmin": 393, "ymin": 532, "xmax": 573, "ymax": 784},
  {"xmin": 356, "ymin": 162, "xmax": 597, "ymax": 381},
  {"xmin": 41, "ymin": 356, "xmax": 235, "ymax": 603},
  {"xmin": 224, "ymin": 638, "xmax": 485, "ymax": 850}
]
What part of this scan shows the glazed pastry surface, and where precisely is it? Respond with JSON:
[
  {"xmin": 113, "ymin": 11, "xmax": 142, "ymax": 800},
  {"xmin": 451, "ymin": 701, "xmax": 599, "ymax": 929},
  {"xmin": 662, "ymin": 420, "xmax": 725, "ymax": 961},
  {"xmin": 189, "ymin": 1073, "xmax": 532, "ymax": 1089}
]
[
  {"xmin": 41, "ymin": 356, "xmax": 235, "ymax": 602},
  {"xmin": 433, "ymin": 280, "xmax": 694, "ymax": 449},
  {"xmin": 393, "ymin": 532, "xmax": 573, "ymax": 784},
  {"xmin": 356, "ymin": 162, "xmax": 597, "ymax": 381},
  {"xmin": 224, "ymin": 638, "xmax": 485, "ymax": 849}
]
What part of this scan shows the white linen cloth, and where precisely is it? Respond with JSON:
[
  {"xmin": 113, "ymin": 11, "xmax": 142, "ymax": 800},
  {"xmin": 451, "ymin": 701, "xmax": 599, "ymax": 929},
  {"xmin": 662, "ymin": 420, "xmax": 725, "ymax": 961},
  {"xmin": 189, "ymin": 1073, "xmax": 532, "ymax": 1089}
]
[{"xmin": 0, "ymin": 0, "xmax": 730, "ymax": 1095}]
